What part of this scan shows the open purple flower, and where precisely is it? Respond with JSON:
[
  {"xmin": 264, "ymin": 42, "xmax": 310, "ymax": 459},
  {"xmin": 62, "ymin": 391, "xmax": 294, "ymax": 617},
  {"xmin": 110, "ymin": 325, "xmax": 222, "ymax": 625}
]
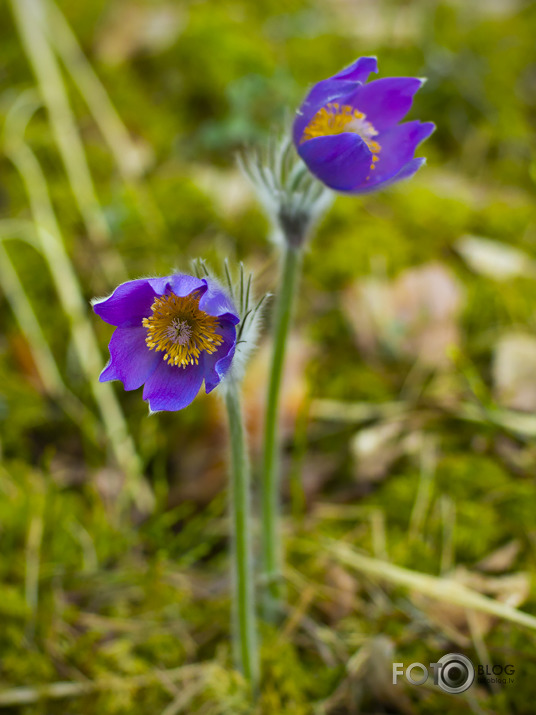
[
  {"xmin": 293, "ymin": 56, "xmax": 435, "ymax": 193},
  {"xmin": 93, "ymin": 274, "xmax": 239, "ymax": 412}
]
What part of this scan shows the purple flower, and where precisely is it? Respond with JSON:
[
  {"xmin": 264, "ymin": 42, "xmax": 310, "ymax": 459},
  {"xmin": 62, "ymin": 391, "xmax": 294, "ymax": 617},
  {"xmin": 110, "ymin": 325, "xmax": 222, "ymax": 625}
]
[
  {"xmin": 293, "ymin": 57, "xmax": 435, "ymax": 193},
  {"xmin": 93, "ymin": 274, "xmax": 239, "ymax": 412}
]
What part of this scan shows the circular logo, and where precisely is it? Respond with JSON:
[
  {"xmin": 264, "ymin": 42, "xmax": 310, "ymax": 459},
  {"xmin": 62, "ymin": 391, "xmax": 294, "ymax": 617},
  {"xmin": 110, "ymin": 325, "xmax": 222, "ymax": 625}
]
[{"xmin": 436, "ymin": 653, "xmax": 475, "ymax": 694}]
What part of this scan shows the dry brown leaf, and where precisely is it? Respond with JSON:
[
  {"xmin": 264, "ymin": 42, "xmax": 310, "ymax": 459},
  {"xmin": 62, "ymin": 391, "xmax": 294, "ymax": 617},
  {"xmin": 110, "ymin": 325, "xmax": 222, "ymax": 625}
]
[
  {"xmin": 191, "ymin": 166, "xmax": 252, "ymax": 216},
  {"xmin": 291, "ymin": 453, "xmax": 338, "ymax": 503},
  {"xmin": 350, "ymin": 419, "xmax": 406, "ymax": 483},
  {"xmin": 244, "ymin": 332, "xmax": 310, "ymax": 453},
  {"xmin": 476, "ymin": 539, "xmax": 521, "ymax": 573},
  {"xmin": 343, "ymin": 262, "xmax": 464, "ymax": 368},
  {"xmin": 323, "ymin": 563, "xmax": 358, "ymax": 622},
  {"xmin": 456, "ymin": 234, "xmax": 536, "ymax": 281},
  {"xmin": 50, "ymin": 454, "xmax": 88, "ymax": 487},
  {"xmin": 168, "ymin": 404, "xmax": 227, "ymax": 506},
  {"xmin": 94, "ymin": 466, "xmax": 125, "ymax": 506},
  {"xmin": 95, "ymin": 1, "xmax": 185, "ymax": 65},
  {"xmin": 493, "ymin": 332, "xmax": 536, "ymax": 411}
]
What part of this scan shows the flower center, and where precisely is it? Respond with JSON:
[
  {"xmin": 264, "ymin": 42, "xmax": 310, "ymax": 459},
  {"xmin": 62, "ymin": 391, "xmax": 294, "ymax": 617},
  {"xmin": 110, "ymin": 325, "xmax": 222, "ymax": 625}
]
[
  {"xmin": 142, "ymin": 291, "xmax": 223, "ymax": 368},
  {"xmin": 301, "ymin": 102, "xmax": 381, "ymax": 170}
]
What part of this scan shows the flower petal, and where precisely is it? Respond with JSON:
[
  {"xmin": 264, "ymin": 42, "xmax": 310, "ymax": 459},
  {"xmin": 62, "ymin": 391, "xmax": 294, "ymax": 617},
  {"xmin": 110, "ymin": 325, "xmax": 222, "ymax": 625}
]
[
  {"xmin": 92, "ymin": 275, "xmax": 208, "ymax": 328},
  {"xmin": 350, "ymin": 77, "xmax": 425, "ymax": 132},
  {"xmin": 332, "ymin": 56, "xmax": 378, "ymax": 82},
  {"xmin": 93, "ymin": 278, "xmax": 158, "ymax": 328},
  {"xmin": 364, "ymin": 120, "xmax": 435, "ymax": 185},
  {"xmin": 198, "ymin": 280, "xmax": 240, "ymax": 325},
  {"xmin": 297, "ymin": 133, "xmax": 372, "ymax": 191},
  {"xmin": 293, "ymin": 57, "xmax": 379, "ymax": 144},
  {"xmin": 350, "ymin": 157, "xmax": 427, "ymax": 194},
  {"xmin": 166, "ymin": 275, "xmax": 207, "ymax": 299},
  {"xmin": 142, "ymin": 360, "xmax": 204, "ymax": 412},
  {"xmin": 293, "ymin": 79, "xmax": 361, "ymax": 146},
  {"xmin": 203, "ymin": 321, "xmax": 237, "ymax": 393},
  {"xmin": 99, "ymin": 327, "xmax": 160, "ymax": 390}
]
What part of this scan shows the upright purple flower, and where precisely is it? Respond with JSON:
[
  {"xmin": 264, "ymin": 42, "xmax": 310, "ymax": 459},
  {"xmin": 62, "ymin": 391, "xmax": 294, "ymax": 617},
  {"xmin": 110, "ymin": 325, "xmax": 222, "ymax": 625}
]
[
  {"xmin": 93, "ymin": 274, "xmax": 239, "ymax": 412},
  {"xmin": 293, "ymin": 56, "xmax": 435, "ymax": 193}
]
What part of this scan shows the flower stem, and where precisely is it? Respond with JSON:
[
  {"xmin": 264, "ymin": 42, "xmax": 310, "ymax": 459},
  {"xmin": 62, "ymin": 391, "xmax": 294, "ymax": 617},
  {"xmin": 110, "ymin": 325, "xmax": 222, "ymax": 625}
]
[
  {"xmin": 224, "ymin": 382, "xmax": 259, "ymax": 691},
  {"xmin": 261, "ymin": 244, "xmax": 302, "ymax": 619}
]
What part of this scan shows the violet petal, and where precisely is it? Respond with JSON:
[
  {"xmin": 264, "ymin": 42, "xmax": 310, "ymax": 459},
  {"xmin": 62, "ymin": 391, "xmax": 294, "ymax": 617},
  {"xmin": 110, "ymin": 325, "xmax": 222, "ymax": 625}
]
[
  {"xmin": 332, "ymin": 56, "xmax": 378, "ymax": 82},
  {"xmin": 297, "ymin": 133, "xmax": 372, "ymax": 191},
  {"xmin": 93, "ymin": 278, "xmax": 157, "ymax": 328},
  {"xmin": 166, "ymin": 275, "xmax": 207, "ymax": 299},
  {"xmin": 204, "ymin": 321, "xmax": 237, "ymax": 393},
  {"xmin": 350, "ymin": 77, "xmax": 425, "ymax": 132},
  {"xmin": 351, "ymin": 157, "xmax": 427, "ymax": 194},
  {"xmin": 142, "ymin": 360, "xmax": 204, "ymax": 412},
  {"xmin": 99, "ymin": 326, "xmax": 160, "ymax": 390},
  {"xmin": 365, "ymin": 120, "xmax": 435, "ymax": 185},
  {"xmin": 198, "ymin": 281, "xmax": 240, "ymax": 325},
  {"xmin": 293, "ymin": 79, "xmax": 362, "ymax": 147}
]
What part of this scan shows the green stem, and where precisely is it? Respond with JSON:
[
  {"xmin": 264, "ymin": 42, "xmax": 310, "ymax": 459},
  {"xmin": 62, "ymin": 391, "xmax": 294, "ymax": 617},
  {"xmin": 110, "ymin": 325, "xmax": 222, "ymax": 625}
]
[
  {"xmin": 224, "ymin": 382, "xmax": 258, "ymax": 691},
  {"xmin": 261, "ymin": 244, "xmax": 302, "ymax": 618}
]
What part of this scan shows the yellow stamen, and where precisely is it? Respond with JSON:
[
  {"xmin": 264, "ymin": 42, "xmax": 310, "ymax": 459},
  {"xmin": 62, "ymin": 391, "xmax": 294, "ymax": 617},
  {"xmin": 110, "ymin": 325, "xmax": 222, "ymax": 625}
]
[
  {"xmin": 142, "ymin": 291, "xmax": 223, "ymax": 368},
  {"xmin": 301, "ymin": 102, "xmax": 381, "ymax": 169}
]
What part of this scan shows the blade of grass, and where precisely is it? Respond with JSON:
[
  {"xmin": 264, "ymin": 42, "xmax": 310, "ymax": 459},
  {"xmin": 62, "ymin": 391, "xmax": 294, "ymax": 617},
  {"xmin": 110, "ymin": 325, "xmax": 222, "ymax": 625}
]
[
  {"xmin": 42, "ymin": 0, "xmax": 142, "ymax": 181},
  {"xmin": 3, "ymin": 93, "xmax": 153, "ymax": 513},
  {"xmin": 0, "ymin": 232, "xmax": 69, "ymax": 401},
  {"xmin": 311, "ymin": 397, "xmax": 536, "ymax": 440},
  {"xmin": 10, "ymin": 0, "xmax": 126, "ymax": 284},
  {"xmin": 408, "ymin": 436, "xmax": 435, "ymax": 542},
  {"xmin": 42, "ymin": 0, "xmax": 165, "ymax": 235},
  {"xmin": 25, "ymin": 485, "xmax": 45, "ymax": 639},
  {"xmin": 0, "ymin": 663, "xmax": 213, "ymax": 708},
  {"xmin": 0, "ymin": 223, "xmax": 99, "ymax": 432}
]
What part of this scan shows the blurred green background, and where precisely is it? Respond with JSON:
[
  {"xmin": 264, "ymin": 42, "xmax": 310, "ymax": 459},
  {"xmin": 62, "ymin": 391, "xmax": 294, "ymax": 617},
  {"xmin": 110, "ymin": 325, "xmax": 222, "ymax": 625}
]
[{"xmin": 1, "ymin": 0, "xmax": 536, "ymax": 712}]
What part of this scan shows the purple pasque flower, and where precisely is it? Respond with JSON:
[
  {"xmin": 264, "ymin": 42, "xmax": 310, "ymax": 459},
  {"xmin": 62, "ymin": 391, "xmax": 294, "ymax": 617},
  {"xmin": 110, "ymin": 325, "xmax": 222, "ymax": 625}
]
[
  {"xmin": 293, "ymin": 56, "xmax": 435, "ymax": 193},
  {"xmin": 93, "ymin": 274, "xmax": 239, "ymax": 412}
]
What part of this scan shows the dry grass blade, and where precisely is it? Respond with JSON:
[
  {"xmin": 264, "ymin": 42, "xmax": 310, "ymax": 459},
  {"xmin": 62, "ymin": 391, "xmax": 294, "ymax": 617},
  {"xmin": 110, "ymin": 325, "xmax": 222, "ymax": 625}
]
[
  {"xmin": 10, "ymin": 0, "xmax": 126, "ymax": 284},
  {"xmin": 2, "ymin": 94, "xmax": 153, "ymax": 513},
  {"xmin": 0, "ymin": 223, "xmax": 100, "ymax": 431},
  {"xmin": 0, "ymin": 663, "xmax": 212, "ymax": 708},
  {"xmin": 326, "ymin": 540, "xmax": 536, "ymax": 632},
  {"xmin": 42, "ymin": 0, "xmax": 165, "ymax": 235},
  {"xmin": 0, "ymin": 231, "xmax": 68, "ymax": 399},
  {"xmin": 312, "ymin": 397, "xmax": 536, "ymax": 440},
  {"xmin": 43, "ymin": 0, "xmax": 143, "ymax": 181}
]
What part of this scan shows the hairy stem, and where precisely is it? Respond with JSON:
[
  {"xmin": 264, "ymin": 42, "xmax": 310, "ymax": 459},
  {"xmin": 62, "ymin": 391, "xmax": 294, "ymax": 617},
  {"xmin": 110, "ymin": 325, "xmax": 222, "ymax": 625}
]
[
  {"xmin": 261, "ymin": 244, "xmax": 302, "ymax": 619},
  {"xmin": 224, "ymin": 382, "xmax": 258, "ymax": 691}
]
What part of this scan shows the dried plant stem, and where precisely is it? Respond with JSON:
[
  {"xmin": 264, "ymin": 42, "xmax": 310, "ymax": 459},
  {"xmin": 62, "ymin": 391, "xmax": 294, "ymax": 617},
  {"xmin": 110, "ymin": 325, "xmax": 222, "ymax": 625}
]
[
  {"xmin": 42, "ymin": 0, "xmax": 141, "ymax": 181},
  {"xmin": 3, "ymin": 96, "xmax": 153, "ymax": 513},
  {"xmin": 0, "ymin": 663, "xmax": 210, "ymax": 708},
  {"xmin": 0, "ymin": 222, "xmax": 99, "ymax": 431},
  {"xmin": 10, "ymin": 0, "xmax": 126, "ymax": 284},
  {"xmin": 224, "ymin": 381, "xmax": 259, "ymax": 692},
  {"xmin": 327, "ymin": 540, "xmax": 536, "ymax": 632},
  {"xmin": 0, "ymin": 233, "xmax": 66, "ymax": 397},
  {"xmin": 311, "ymin": 397, "xmax": 536, "ymax": 439},
  {"xmin": 261, "ymin": 244, "xmax": 302, "ymax": 620},
  {"xmin": 42, "ymin": 0, "xmax": 165, "ymax": 235}
]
